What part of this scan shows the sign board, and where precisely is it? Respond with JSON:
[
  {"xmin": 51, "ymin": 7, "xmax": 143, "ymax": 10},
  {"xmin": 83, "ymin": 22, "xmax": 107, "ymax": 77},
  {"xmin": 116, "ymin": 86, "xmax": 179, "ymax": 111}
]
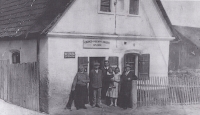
[
  {"xmin": 83, "ymin": 39, "xmax": 110, "ymax": 49},
  {"xmin": 64, "ymin": 52, "xmax": 75, "ymax": 58}
]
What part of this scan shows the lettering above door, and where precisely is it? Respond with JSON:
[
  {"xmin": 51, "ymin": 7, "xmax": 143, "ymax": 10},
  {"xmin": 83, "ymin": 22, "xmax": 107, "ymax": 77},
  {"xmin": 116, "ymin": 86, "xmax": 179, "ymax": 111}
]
[{"xmin": 83, "ymin": 39, "xmax": 110, "ymax": 49}]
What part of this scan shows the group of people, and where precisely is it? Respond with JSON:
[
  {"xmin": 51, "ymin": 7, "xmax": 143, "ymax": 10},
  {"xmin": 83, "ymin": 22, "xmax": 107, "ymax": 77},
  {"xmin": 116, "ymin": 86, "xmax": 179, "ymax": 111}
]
[{"xmin": 65, "ymin": 60, "xmax": 137, "ymax": 111}]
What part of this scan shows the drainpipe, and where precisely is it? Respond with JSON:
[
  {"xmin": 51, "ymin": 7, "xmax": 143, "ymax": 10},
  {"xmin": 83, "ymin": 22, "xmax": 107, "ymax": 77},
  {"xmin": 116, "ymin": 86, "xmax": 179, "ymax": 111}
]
[{"xmin": 36, "ymin": 36, "xmax": 41, "ymax": 112}]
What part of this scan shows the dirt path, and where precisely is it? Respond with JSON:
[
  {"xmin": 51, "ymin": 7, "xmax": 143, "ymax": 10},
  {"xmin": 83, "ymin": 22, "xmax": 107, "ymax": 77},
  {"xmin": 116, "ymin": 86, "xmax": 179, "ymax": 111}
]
[{"xmin": 57, "ymin": 104, "xmax": 200, "ymax": 115}]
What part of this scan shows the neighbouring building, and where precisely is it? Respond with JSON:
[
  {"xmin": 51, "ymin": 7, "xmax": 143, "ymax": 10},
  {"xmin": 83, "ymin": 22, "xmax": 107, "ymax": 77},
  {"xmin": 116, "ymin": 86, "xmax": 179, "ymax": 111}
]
[
  {"xmin": 0, "ymin": 0, "xmax": 174, "ymax": 114},
  {"xmin": 169, "ymin": 25, "xmax": 200, "ymax": 72}
]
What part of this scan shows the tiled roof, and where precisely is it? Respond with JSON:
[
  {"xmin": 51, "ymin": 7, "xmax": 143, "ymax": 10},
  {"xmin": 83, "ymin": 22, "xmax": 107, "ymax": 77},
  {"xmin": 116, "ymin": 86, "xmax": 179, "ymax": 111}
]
[
  {"xmin": 0, "ymin": 0, "xmax": 73, "ymax": 39},
  {"xmin": 173, "ymin": 25, "xmax": 200, "ymax": 48}
]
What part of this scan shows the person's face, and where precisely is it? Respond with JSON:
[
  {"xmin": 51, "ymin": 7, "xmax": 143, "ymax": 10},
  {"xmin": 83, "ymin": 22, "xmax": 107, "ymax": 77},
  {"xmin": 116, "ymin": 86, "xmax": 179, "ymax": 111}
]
[
  {"xmin": 115, "ymin": 68, "xmax": 119, "ymax": 73},
  {"xmin": 104, "ymin": 62, "xmax": 109, "ymax": 67},
  {"xmin": 108, "ymin": 68, "xmax": 113, "ymax": 73},
  {"xmin": 79, "ymin": 67, "xmax": 84, "ymax": 72},
  {"xmin": 125, "ymin": 67, "xmax": 131, "ymax": 72},
  {"xmin": 94, "ymin": 65, "xmax": 99, "ymax": 69}
]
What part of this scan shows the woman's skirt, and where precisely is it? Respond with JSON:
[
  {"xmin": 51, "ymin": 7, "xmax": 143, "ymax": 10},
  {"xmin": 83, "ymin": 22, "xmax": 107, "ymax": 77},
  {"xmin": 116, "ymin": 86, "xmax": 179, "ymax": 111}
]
[{"xmin": 74, "ymin": 85, "xmax": 88, "ymax": 108}]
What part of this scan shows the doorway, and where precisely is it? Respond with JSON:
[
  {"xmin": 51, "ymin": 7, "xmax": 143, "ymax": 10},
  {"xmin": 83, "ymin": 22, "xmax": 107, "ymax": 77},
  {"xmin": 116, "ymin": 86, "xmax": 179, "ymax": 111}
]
[{"xmin": 89, "ymin": 57, "xmax": 105, "ymax": 70}]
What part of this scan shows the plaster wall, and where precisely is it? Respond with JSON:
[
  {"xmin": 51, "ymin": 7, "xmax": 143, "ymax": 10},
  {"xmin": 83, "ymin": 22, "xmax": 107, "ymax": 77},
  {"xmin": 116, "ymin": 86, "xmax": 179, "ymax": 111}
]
[
  {"xmin": 39, "ymin": 37, "xmax": 49, "ymax": 113},
  {"xmin": 0, "ymin": 39, "xmax": 37, "ymax": 63},
  {"xmin": 52, "ymin": 0, "xmax": 171, "ymax": 38}
]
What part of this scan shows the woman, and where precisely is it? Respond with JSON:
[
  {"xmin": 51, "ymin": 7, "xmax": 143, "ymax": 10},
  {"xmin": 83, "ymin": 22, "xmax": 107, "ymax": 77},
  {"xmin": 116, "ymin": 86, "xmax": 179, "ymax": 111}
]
[
  {"xmin": 119, "ymin": 64, "xmax": 137, "ymax": 109},
  {"xmin": 71, "ymin": 65, "xmax": 90, "ymax": 110},
  {"xmin": 106, "ymin": 67, "xmax": 121, "ymax": 106}
]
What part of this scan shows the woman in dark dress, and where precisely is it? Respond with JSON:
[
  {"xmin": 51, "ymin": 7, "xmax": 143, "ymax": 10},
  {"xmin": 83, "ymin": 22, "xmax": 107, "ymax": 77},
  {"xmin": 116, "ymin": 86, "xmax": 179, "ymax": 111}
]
[
  {"xmin": 118, "ymin": 64, "xmax": 137, "ymax": 109},
  {"xmin": 71, "ymin": 65, "xmax": 90, "ymax": 110}
]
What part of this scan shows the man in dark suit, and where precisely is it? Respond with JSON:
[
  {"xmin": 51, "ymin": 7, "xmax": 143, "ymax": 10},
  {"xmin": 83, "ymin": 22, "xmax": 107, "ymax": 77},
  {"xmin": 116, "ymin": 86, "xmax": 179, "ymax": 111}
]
[
  {"xmin": 119, "ymin": 64, "xmax": 137, "ymax": 109},
  {"xmin": 101, "ymin": 60, "xmax": 110, "ymax": 100},
  {"xmin": 89, "ymin": 62, "xmax": 103, "ymax": 108}
]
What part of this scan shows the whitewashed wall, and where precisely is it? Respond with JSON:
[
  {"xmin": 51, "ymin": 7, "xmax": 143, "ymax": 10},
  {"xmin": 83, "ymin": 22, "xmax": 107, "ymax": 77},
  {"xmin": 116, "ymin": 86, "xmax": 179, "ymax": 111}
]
[
  {"xmin": 0, "ymin": 39, "xmax": 37, "ymax": 63},
  {"xmin": 52, "ymin": 0, "xmax": 171, "ymax": 38}
]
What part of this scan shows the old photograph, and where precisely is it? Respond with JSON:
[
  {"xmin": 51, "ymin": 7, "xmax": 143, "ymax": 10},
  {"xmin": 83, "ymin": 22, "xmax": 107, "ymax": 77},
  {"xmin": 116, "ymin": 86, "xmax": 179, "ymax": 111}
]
[{"xmin": 0, "ymin": 0, "xmax": 200, "ymax": 115}]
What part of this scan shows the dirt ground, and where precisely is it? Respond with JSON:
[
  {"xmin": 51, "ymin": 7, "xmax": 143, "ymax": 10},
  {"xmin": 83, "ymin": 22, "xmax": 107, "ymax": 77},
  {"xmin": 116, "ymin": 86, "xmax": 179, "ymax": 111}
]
[{"xmin": 56, "ymin": 104, "xmax": 200, "ymax": 115}]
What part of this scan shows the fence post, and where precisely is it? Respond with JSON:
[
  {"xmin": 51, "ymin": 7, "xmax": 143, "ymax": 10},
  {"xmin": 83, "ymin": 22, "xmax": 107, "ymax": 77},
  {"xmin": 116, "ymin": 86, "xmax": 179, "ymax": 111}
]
[{"xmin": 132, "ymin": 80, "xmax": 137, "ymax": 109}]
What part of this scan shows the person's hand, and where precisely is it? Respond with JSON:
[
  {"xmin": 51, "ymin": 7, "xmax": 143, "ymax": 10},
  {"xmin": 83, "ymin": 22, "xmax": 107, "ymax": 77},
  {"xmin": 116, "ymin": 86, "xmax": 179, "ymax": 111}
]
[
  {"xmin": 72, "ymin": 88, "xmax": 75, "ymax": 91},
  {"xmin": 127, "ymin": 78, "xmax": 131, "ymax": 80}
]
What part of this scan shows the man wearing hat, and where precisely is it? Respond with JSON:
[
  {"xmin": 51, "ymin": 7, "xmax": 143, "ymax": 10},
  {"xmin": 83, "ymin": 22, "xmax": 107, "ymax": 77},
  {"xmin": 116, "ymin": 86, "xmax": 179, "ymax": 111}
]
[
  {"xmin": 89, "ymin": 62, "xmax": 103, "ymax": 108},
  {"xmin": 119, "ymin": 64, "xmax": 137, "ymax": 109}
]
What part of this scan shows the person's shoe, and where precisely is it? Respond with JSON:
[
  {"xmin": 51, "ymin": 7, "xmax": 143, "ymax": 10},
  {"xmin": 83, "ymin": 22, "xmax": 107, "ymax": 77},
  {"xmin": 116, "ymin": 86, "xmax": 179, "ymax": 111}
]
[
  {"xmin": 114, "ymin": 104, "xmax": 117, "ymax": 107},
  {"xmin": 65, "ymin": 107, "xmax": 72, "ymax": 111},
  {"xmin": 76, "ymin": 107, "xmax": 80, "ymax": 110},
  {"xmin": 123, "ymin": 107, "xmax": 127, "ymax": 110},
  {"xmin": 109, "ymin": 103, "xmax": 113, "ymax": 106},
  {"xmin": 92, "ymin": 105, "xmax": 95, "ymax": 108},
  {"xmin": 96, "ymin": 104, "xmax": 102, "ymax": 108},
  {"xmin": 82, "ymin": 106, "xmax": 87, "ymax": 109}
]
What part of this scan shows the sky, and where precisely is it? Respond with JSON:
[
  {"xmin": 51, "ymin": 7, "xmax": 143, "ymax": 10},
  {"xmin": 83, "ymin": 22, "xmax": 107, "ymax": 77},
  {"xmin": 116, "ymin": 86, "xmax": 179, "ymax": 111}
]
[{"xmin": 161, "ymin": 0, "xmax": 200, "ymax": 27}]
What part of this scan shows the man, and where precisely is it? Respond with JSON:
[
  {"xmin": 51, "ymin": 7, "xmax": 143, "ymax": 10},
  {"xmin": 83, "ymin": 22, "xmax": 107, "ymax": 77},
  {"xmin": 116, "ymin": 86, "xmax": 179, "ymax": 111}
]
[
  {"xmin": 119, "ymin": 64, "xmax": 137, "ymax": 109},
  {"xmin": 89, "ymin": 62, "xmax": 103, "ymax": 108},
  {"xmin": 101, "ymin": 60, "xmax": 110, "ymax": 100}
]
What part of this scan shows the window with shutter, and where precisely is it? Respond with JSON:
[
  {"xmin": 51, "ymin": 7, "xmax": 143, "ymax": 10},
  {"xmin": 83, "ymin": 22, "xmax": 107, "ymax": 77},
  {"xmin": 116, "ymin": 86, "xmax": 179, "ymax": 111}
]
[
  {"xmin": 78, "ymin": 57, "xmax": 88, "ymax": 72},
  {"xmin": 108, "ymin": 56, "xmax": 119, "ymax": 70},
  {"xmin": 100, "ymin": 0, "xmax": 111, "ymax": 12},
  {"xmin": 124, "ymin": 53, "xmax": 137, "ymax": 74},
  {"xmin": 129, "ymin": 0, "xmax": 139, "ymax": 15},
  {"xmin": 138, "ymin": 54, "xmax": 150, "ymax": 80}
]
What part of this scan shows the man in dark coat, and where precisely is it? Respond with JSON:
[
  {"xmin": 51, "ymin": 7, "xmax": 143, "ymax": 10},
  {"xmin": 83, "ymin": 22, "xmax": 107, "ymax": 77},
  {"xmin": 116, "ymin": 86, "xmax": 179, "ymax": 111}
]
[
  {"xmin": 119, "ymin": 64, "xmax": 137, "ymax": 109},
  {"xmin": 101, "ymin": 60, "xmax": 110, "ymax": 102},
  {"xmin": 89, "ymin": 62, "xmax": 103, "ymax": 108}
]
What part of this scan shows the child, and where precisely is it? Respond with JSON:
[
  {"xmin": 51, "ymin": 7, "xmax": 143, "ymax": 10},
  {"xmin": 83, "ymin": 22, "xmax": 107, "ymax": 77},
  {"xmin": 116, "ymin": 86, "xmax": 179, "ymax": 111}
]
[{"xmin": 106, "ymin": 67, "xmax": 121, "ymax": 106}]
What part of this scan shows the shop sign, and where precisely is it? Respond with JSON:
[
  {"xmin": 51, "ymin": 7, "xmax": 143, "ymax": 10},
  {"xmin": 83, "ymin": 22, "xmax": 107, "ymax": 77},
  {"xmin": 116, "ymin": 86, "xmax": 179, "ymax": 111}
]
[
  {"xmin": 64, "ymin": 52, "xmax": 75, "ymax": 58},
  {"xmin": 83, "ymin": 39, "xmax": 110, "ymax": 49}
]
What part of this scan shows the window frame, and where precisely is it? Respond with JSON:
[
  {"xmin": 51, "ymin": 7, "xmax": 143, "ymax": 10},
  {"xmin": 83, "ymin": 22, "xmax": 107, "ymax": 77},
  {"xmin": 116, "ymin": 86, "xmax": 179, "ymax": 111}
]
[
  {"xmin": 128, "ymin": 0, "xmax": 140, "ymax": 16},
  {"xmin": 10, "ymin": 50, "xmax": 20, "ymax": 64},
  {"xmin": 98, "ymin": 0, "xmax": 140, "ymax": 17}
]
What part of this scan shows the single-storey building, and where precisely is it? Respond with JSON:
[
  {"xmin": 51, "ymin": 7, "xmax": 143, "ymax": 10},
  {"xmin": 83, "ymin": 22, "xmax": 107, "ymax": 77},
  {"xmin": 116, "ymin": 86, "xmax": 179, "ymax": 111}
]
[
  {"xmin": 0, "ymin": 0, "xmax": 174, "ymax": 114},
  {"xmin": 169, "ymin": 25, "xmax": 200, "ymax": 71}
]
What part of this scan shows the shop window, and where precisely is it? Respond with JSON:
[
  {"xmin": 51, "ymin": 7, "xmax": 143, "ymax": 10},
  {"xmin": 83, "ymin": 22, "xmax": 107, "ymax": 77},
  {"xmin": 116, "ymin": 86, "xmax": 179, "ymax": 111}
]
[
  {"xmin": 138, "ymin": 54, "xmax": 150, "ymax": 80},
  {"xmin": 12, "ymin": 51, "xmax": 20, "ymax": 64},
  {"xmin": 78, "ymin": 57, "xmax": 88, "ymax": 72},
  {"xmin": 108, "ymin": 56, "xmax": 119, "ymax": 70},
  {"xmin": 129, "ymin": 0, "xmax": 139, "ymax": 15}
]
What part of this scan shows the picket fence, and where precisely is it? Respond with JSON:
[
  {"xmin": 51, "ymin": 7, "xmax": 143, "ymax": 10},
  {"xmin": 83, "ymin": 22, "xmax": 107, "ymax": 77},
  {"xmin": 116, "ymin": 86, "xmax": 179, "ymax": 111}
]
[
  {"xmin": 137, "ymin": 76, "xmax": 200, "ymax": 107},
  {"xmin": 0, "ymin": 60, "xmax": 39, "ymax": 111}
]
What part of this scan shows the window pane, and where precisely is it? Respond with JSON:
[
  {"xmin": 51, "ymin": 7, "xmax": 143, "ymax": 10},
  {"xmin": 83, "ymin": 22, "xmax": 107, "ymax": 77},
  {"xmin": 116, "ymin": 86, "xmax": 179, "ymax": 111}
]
[
  {"xmin": 78, "ymin": 57, "xmax": 88, "ymax": 72},
  {"xmin": 108, "ymin": 56, "xmax": 118, "ymax": 67},
  {"xmin": 125, "ymin": 54, "xmax": 136, "ymax": 73},
  {"xmin": 129, "ymin": 0, "xmax": 139, "ymax": 15},
  {"xmin": 12, "ymin": 52, "xmax": 20, "ymax": 64},
  {"xmin": 100, "ymin": 0, "xmax": 111, "ymax": 12}
]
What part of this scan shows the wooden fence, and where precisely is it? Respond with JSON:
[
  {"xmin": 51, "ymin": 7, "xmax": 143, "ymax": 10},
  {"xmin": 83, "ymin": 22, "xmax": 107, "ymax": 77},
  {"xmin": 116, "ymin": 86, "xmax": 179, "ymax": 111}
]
[
  {"xmin": 0, "ymin": 60, "xmax": 39, "ymax": 111},
  {"xmin": 137, "ymin": 76, "xmax": 200, "ymax": 107}
]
